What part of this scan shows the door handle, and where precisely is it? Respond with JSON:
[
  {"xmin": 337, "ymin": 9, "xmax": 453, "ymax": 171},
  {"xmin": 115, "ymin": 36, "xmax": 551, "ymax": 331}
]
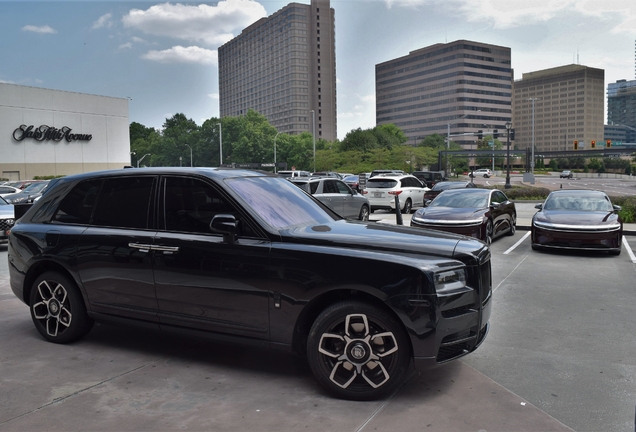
[
  {"xmin": 151, "ymin": 245, "xmax": 180, "ymax": 254},
  {"xmin": 129, "ymin": 243, "xmax": 152, "ymax": 253}
]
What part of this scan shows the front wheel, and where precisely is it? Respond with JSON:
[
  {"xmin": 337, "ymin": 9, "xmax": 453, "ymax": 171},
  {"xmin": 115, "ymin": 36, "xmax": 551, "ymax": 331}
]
[
  {"xmin": 359, "ymin": 205, "xmax": 370, "ymax": 221},
  {"xmin": 507, "ymin": 213, "xmax": 517, "ymax": 236},
  {"xmin": 307, "ymin": 301, "xmax": 411, "ymax": 400},
  {"xmin": 30, "ymin": 272, "xmax": 94, "ymax": 344},
  {"xmin": 484, "ymin": 220, "xmax": 493, "ymax": 245}
]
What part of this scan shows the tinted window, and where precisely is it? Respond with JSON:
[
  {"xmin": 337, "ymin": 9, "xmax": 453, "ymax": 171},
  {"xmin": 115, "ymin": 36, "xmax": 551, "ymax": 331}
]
[
  {"xmin": 92, "ymin": 177, "xmax": 155, "ymax": 229},
  {"xmin": 52, "ymin": 179, "xmax": 102, "ymax": 225},
  {"xmin": 0, "ymin": 187, "xmax": 15, "ymax": 194},
  {"xmin": 367, "ymin": 179, "xmax": 398, "ymax": 188},
  {"xmin": 335, "ymin": 181, "xmax": 351, "ymax": 194},
  {"xmin": 164, "ymin": 176, "xmax": 236, "ymax": 234},
  {"xmin": 323, "ymin": 180, "xmax": 339, "ymax": 194}
]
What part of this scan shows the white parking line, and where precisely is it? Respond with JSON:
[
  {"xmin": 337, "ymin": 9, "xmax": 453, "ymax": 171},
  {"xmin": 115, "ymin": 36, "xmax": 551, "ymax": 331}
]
[
  {"xmin": 503, "ymin": 231, "xmax": 531, "ymax": 255},
  {"xmin": 623, "ymin": 236, "xmax": 636, "ymax": 263}
]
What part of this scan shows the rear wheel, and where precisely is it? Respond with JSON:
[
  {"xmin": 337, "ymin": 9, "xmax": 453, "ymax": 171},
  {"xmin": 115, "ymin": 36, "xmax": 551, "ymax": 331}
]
[
  {"xmin": 307, "ymin": 301, "xmax": 410, "ymax": 400},
  {"xmin": 402, "ymin": 199, "xmax": 412, "ymax": 214},
  {"xmin": 30, "ymin": 272, "xmax": 94, "ymax": 344}
]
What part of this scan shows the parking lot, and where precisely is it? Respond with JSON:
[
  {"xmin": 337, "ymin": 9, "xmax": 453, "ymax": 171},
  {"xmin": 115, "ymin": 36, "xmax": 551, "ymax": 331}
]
[{"xmin": 1, "ymin": 224, "xmax": 635, "ymax": 431}]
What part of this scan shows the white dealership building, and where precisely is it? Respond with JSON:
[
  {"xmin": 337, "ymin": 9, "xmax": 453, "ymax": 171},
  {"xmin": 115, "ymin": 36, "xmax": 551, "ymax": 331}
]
[{"xmin": 1, "ymin": 83, "xmax": 130, "ymax": 181}]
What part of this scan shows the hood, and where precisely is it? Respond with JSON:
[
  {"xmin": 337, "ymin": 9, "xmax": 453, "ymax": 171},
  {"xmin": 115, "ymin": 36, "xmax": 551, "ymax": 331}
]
[
  {"xmin": 280, "ymin": 219, "xmax": 486, "ymax": 262},
  {"xmin": 415, "ymin": 206, "xmax": 487, "ymax": 222},
  {"xmin": 534, "ymin": 210, "xmax": 620, "ymax": 227}
]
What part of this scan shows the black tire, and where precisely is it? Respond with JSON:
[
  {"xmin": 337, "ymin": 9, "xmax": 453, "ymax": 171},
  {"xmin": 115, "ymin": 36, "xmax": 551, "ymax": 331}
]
[
  {"xmin": 30, "ymin": 271, "xmax": 94, "ymax": 344},
  {"xmin": 484, "ymin": 220, "xmax": 493, "ymax": 245},
  {"xmin": 531, "ymin": 243, "xmax": 540, "ymax": 251},
  {"xmin": 307, "ymin": 301, "xmax": 410, "ymax": 400},
  {"xmin": 359, "ymin": 205, "xmax": 370, "ymax": 221},
  {"xmin": 507, "ymin": 213, "xmax": 516, "ymax": 236},
  {"xmin": 403, "ymin": 199, "xmax": 412, "ymax": 214},
  {"xmin": 483, "ymin": 174, "xmax": 489, "ymax": 178}
]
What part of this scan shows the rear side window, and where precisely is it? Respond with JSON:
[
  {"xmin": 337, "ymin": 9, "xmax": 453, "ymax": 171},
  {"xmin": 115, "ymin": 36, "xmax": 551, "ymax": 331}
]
[
  {"xmin": 92, "ymin": 177, "xmax": 155, "ymax": 229},
  {"xmin": 52, "ymin": 179, "xmax": 102, "ymax": 225}
]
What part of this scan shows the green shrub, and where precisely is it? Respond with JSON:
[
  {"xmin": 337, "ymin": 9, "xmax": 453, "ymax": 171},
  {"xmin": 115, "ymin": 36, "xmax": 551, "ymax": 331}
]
[
  {"xmin": 612, "ymin": 196, "xmax": 636, "ymax": 223},
  {"xmin": 484, "ymin": 185, "xmax": 550, "ymax": 200},
  {"xmin": 33, "ymin": 175, "xmax": 66, "ymax": 180}
]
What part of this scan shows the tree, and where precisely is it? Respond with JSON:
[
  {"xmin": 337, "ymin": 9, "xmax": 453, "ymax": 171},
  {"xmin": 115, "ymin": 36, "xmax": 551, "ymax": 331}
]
[{"xmin": 160, "ymin": 113, "xmax": 200, "ymax": 167}]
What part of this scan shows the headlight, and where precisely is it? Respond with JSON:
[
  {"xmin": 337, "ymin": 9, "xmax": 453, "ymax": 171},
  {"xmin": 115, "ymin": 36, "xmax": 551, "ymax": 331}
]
[
  {"xmin": 8, "ymin": 197, "xmax": 26, "ymax": 204},
  {"xmin": 434, "ymin": 267, "xmax": 467, "ymax": 293}
]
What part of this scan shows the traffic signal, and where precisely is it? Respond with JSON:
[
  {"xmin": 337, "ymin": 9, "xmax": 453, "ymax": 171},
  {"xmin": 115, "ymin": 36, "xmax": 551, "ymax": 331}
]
[
  {"xmin": 493, "ymin": 129, "xmax": 499, "ymax": 139},
  {"xmin": 591, "ymin": 140, "xmax": 596, "ymax": 149},
  {"xmin": 477, "ymin": 130, "xmax": 483, "ymax": 140},
  {"xmin": 510, "ymin": 129, "xmax": 515, "ymax": 140},
  {"xmin": 573, "ymin": 140, "xmax": 579, "ymax": 150},
  {"xmin": 606, "ymin": 139, "xmax": 612, "ymax": 148}
]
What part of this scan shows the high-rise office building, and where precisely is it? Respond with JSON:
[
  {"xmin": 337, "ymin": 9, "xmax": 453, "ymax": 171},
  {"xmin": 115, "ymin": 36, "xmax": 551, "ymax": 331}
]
[
  {"xmin": 218, "ymin": 0, "xmax": 336, "ymax": 141},
  {"xmin": 512, "ymin": 65, "xmax": 605, "ymax": 153},
  {"xmin": 607, "ymin": 79, "xmax": 636, "ymax": 141},
  {"xmin": 375, "ymin": 40, "xmax": 512, "ymax": 148}
]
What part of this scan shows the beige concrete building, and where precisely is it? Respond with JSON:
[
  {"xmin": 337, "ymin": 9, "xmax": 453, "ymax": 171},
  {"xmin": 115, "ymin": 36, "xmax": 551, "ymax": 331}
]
[
  {"xmin": 218, "ymin": 0, "xmax": 337, "ymax": 141},
  {"xmin": 512, "ymin": 65, "xmax": 605, "ymax": 153},
  {"xmin": 375, "ymin": 40, "xmax": 512, "ymax": 147},
  {"xmin": 0, "ymin": 83, "xmax": 130, "ymax": 181}
]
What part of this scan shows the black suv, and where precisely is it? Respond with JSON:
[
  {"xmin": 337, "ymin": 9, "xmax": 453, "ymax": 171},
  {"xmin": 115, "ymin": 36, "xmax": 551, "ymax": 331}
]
[
  {"xmin": 412, "ymin": 171, "xmax": 446, "ymax": 188},
  {"xmin": 8, "ymin": 168, "xmax": 491, "ymax": 400}
]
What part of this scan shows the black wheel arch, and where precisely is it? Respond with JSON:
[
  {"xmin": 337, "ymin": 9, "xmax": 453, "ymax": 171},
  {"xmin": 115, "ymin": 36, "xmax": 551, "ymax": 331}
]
[
  {"xmin": 22, "ymin": 260, "xmax": 88, "ymax": 310},
  {"xmin": 291, "ymin": 288, "xmax": 413, "ymax": 358}
]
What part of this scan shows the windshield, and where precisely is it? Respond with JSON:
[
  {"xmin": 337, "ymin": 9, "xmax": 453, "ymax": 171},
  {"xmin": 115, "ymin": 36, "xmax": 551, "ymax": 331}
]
[
  {"xmin": 544, "ymin": 194, "xmax": 612, "ymax": 211},
  {"xmin": 430, "ymin": 191, "xmax": 489, "ymax": 208},
  {"xmin": 0, "ymin": 197, "xmax": 9, "ymax": 206},
  {"xmin": 22, "ymin": 182, "xmax": 48, "ymax": 193},
  {"xmin": 225, "ymin": 176, "xmax": 335, "ymax": 230}
]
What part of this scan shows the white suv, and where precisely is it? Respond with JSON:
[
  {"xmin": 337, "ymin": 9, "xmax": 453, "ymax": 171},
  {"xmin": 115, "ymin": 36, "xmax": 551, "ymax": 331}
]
[
  {"xmin": 470, "ymin": 168, "xmax": 492, "ymax": 178},
  {"xmin": 364, "ymin": 174, "xmax": 428, "ymax": 213}
]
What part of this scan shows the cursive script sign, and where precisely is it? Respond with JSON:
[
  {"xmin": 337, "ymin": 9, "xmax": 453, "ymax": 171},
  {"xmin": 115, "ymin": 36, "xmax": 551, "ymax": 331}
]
[{"xmin": 12, "ymin": 125, "xmax": 92, "ymax": 143}]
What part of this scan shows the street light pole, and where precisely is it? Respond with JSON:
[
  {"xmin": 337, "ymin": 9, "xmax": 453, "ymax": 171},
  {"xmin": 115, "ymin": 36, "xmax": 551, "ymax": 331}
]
[
  {"xmin": 184, "ymin": 144, "xmax": 193, "ymax": 167},
  {"xmin": 273, "ymin": 131, "xmax": 281, "ymax": 174},
  {"xmin": 218, "ymin": 123, "xmax": 223, "ymax": 166},
  {"xmin": 528, "ymin": 98, "xmax": 540, "ymax": 174},
  {"xmin": 310, "ymin": 109, "xmax": 316, "ymax": 173},
  {"xmin": 505, "ymin": 121, "xmax": 512, "ymax": 189},
  {"xmin": 137, "ymin": 153, "xmax": 150, "ymax": 168},
  {"xmin": 446, "ymin": 113, "xmax": 468, "ymax": 178}
]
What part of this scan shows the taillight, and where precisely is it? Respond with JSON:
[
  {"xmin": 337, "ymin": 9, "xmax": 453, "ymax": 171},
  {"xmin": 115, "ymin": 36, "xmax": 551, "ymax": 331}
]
[
  {"xmin": 362, "ymin": 190, "xmax": 368, "ymax": 194},
  {"xmin": 388, "ymin": 190, "xmax": 402, "ymax": 195}
]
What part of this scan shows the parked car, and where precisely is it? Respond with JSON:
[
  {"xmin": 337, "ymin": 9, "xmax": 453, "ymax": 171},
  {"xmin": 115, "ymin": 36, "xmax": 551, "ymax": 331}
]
[
  {"xmin": 559, "ymin": 170, "xmax": 573, "ymax": 179},
  {"xmin": 311, "ymin": 171, "xmax": 342, "ymax": 179},
  {"xmin": 0, "ymin": 197, "xmax": 15, "ymax": 244},
  {"xmin": 364, "ymin": 174, "xmax": 428, "ymax": 213},
  {"xmin": 411, "ymin": 188, "xmax": 516, "ymax": 245},
  {"xmin": 412, "ymin": 171, "xmax": 446, "ymax": 188},
  {"xmin": 469, "ymin": 169, "xmax": 492, "ymax": 178},
  {"xmin": 5, "ymin": 180, "xmax": 40, "ymax": 190},
  {"xmin": 342, "ymin": 175, "xmax": 361, "ymax": 192},
  {"xmin": 369, "ymin": 169, "xmax": 405, "ymax": 178},
  {"xmin": 278, "ymin": 170, "xmax": 310, "ymax": 178},
  {"xmin": 531, "ymin": 190, "xmax": 622, "ymax": 255},
  {"xmin": 8, "ymin": 167, "xmax": 491, "ymax": 400},
  {"xmin": 290, "ymin": 177, "xmax": 370, "ymax": 221},
  {"xmin": 1, "ymin": 180, "xmax": 50, "ymax": 204},
  {"xmin": 424, "ymin": 181, "xmax": 477, "ymax": 202},
  {"xmin": 0, "ymin": 185, "xmax": 20, "ymax": 197}
]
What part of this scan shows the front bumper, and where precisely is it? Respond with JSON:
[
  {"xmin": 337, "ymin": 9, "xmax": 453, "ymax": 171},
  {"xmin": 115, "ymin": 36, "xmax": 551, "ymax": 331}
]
[{"xmin": 532, "ymin": 223, "xmax": 622, "ymax": 251}]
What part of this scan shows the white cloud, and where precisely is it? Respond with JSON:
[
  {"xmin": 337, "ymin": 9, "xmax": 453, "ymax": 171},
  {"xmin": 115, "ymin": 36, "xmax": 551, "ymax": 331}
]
[
  {"xmin": 132, "ymin": 36, "xmax": 147, "ymax": 44},
  {"xmin": 208, "ymin": 93, "xmax": 219, "ymax": 99},
  {"xmin": 122, "ymin": 0, "xmax": 267, "ymax": 46},
  {"xmin": 92, "ymin": 13, "xmax": 113, "ymax": 29},
  {"xmin": 119, "ymin": 42, "xmax": 133, "ymax": 49},
  {"xmin": 141, "ymin": 45, "xmax": 218, "ymax": 65},
  {"xmin": 22, "ymin": 25, "xmax": 56, "ymax": 34}
]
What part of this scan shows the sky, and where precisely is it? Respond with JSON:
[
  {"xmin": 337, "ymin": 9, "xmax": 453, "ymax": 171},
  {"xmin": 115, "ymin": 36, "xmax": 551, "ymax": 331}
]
[{"xmin": 2, "ymin": 0, "xmax": 636, "ymax": 140}]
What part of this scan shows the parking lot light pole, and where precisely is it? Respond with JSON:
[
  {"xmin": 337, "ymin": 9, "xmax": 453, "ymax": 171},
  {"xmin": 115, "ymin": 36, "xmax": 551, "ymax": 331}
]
[
  {"xmin": 184, "ymin": 144, "xmax": 193, "ymax": 167},
  {"xmin": 447, "ymin": 114, "xmax": 468, "ymax": 178},
  {"xmin": 137, "ymin": 153, "xmax": 150, "ymax": 168},
  {"xmin": 505, "ymin": 121, "xmax": 512, "ymax": 189},
  {"xmin": 274, "ymin": 131, "xmax": 281, "ymax": 173},
  {"xmin": 311, "ymin": 110, "xmax": 316, "ymax": 173},
  {"xmin": 218, "ymin": 123, "xmax": 223, "ymax": 166}
]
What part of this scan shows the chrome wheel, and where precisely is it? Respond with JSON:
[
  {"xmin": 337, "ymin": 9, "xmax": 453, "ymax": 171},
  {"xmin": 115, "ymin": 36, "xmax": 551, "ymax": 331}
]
[
  {"xmin": 307, "ymin": 302, "xmax": 409, "ymax": 400},
  {"xmin": 484, "ymin": 220, "xmax": 493, "ymax": 245},
  {"xmin": 508, "ymin": 213, "xmax": 516, "ymax": 236},
  {"xmin": 359, "ymin": 205, "xmax": 370, "ymax": 221},
  {"xmin": 403, "ymin": 199, "xmax": 412, "ymax": 214},
  {"xmin": 32, "ymin": 280, "xmax": 73, "ymax": 338},
  {"xmin": 30, "ymin": 272, "xmax": 94, "ymax": 343}
]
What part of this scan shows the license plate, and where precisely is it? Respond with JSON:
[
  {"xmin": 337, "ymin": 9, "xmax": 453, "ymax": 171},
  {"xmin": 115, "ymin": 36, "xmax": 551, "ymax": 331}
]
[{"xmin": 374, "ymin": 192, "xmax": 383, "ymax": 198}]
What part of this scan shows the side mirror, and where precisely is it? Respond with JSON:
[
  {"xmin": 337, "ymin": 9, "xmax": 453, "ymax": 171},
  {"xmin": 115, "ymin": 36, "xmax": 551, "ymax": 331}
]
[
  {"xmin": 535, "ymin": 203, "xmax": 543, "ymax": 210},
  {"xmin": 424, "ymin": 199, "xmax": 432, "ymax": 207},
  {"xmin": 613, "ymin": 205, "xmax": 622, "ymax": 213},
  {"xmin": 490, "ymin": 202, "xmax": 501, "ymax": 208},
  {"xmin": 210, "ymin": 214, "xmax": 238, "ymax": 244}
]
